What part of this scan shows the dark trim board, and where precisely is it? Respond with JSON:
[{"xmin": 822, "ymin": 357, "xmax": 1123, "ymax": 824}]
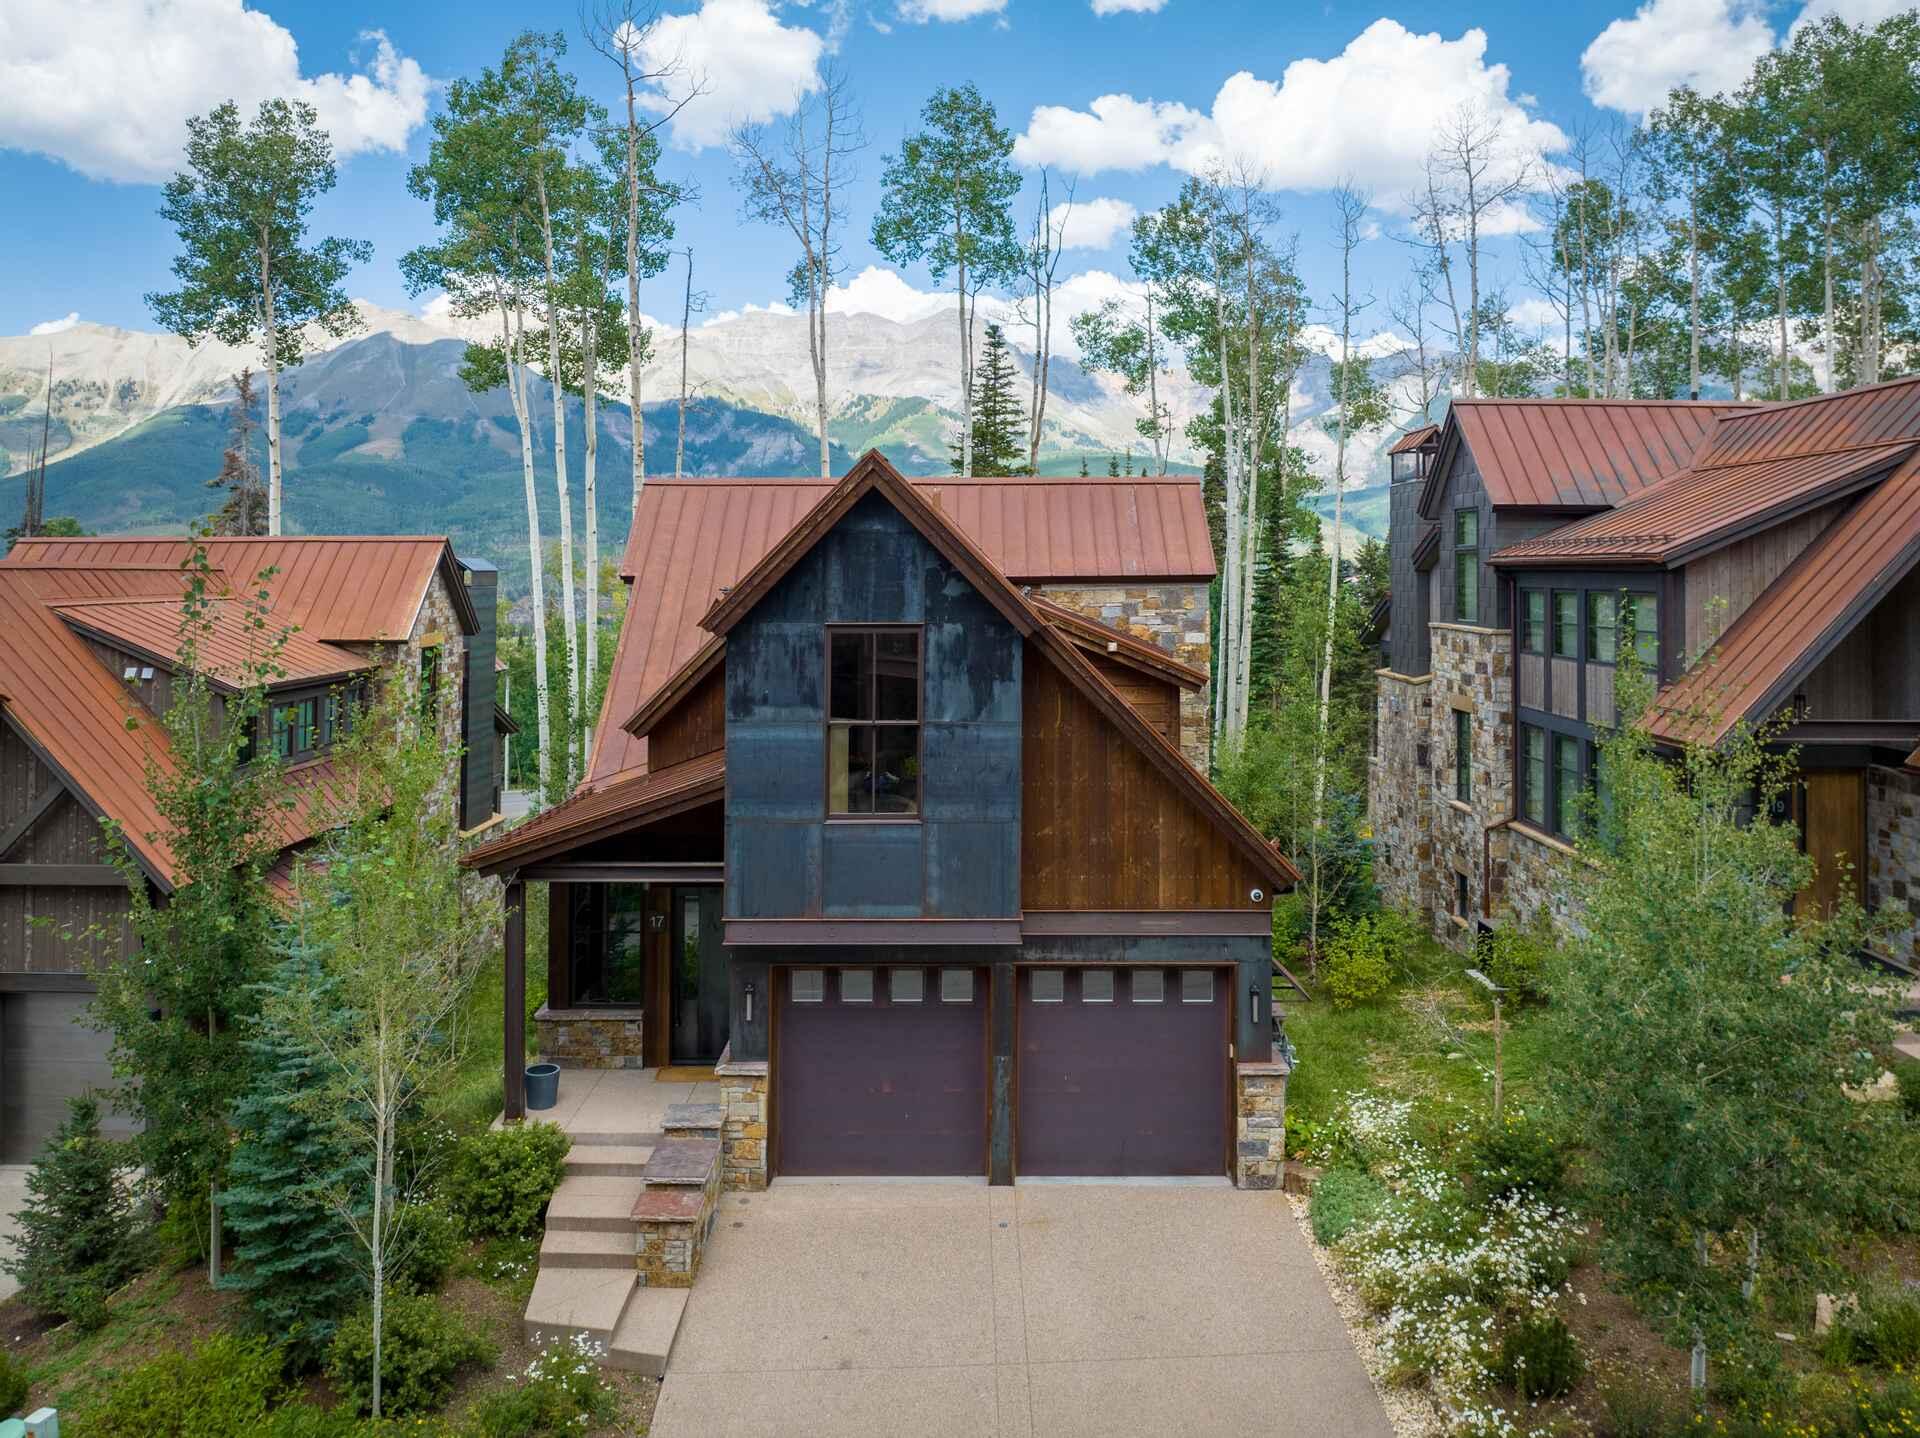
[
  {"xmin": 0, "ymin": 783, "xmax": 63, "ymax": 860},
  {"xmin": 0, "ymin": 972, "xmax": 98, "ymax": 992},
  {"xmin": 726, "ymin": 918, "xmax": 1022, "ymax": 947},
  {"xmin": 0, "ymin": 864, "xmax": 129, "ymax": 888},
  {"xmin": 1019, "ymin": 910, "xmax": 1275, "ymax": 937},
  {"xmin": 521, "ymin": 862, "xmax": 726, "ymax": 884}
]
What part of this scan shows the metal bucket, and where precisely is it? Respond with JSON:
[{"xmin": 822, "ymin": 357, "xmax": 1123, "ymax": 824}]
[{"xmin": 524, "ymin": 1062, "xmax": 561, "ymax": 1111}]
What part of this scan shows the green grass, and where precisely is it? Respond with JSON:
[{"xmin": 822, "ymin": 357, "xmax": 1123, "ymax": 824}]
[
  {"xmin": 1279, "ymin": 937, "xmax": 1555, "ymax": 1146},
  {"xmin": 27, "ymin": 1270, "xmax": 199, "ymax": 1423},
  {"xmin": 436, "ymin": 883, "xmax": 549, "ymax": 1138}
]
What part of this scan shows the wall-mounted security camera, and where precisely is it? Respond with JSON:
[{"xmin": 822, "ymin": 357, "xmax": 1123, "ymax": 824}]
[{"xmin": 1249, "ymin": 887, "xmax": 1265, "ymax": 903}]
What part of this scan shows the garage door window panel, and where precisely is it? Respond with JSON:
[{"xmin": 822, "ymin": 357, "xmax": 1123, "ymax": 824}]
[
  {"xmin": 1081, "ymin": 970, "xmax": 1114, "ymax": 1003},
  {"xmin": 792, "ymin": 969, "xmax": 825, "ymax": 1003},
  {"xmin": 1182, "ymin": 970, "xmax": 1214, "ymax": 1004},
  {"xmin": 889, "ymin": 968, "xmax": 923, "ymax": 1003},
  {"xmin": 1132, "ymin": 970, "xmax": 1164, "ymax": 1003},
  {"xmin": 840, "ymin": 969, "xmax": 874, "ymax": 1003},
  {"xmin": 940, "ymin": 968, "xmax": 974, "ymax": 1003},
  {"xmin": 1031, "ymin": 969, "xmax": 1064, "ymax": 1003}
]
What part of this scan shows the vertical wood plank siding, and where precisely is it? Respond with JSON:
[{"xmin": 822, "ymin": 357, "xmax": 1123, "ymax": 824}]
[
  {"xmin": 1586, "ymin": 664, "xmax": 1616, "ymax": 727},
  {"xmin": 1021, "ymin": 649, "xmax": 1268, "ymax": 910},
  {"xmin": 1549, "ymin": 659, "xmax": 1580, "ymax": 719},
  {"xmin": 648, "ymin": 664, "xmax": 727, "ymax": 770},
  {"xmin": 1683, "ymin": 497, "xmax": 1851, "ymax": 656},
  {"xmin": 1518, "ymin": 654, "xmax": 1545, "ymax": 709},
  {"xmin": 0, "ymin": 725, "xmax": 134, "ymax": 974},
  {"xmin": 1085, "ymin": 656, "xmax": 1181, "ymax": 748}
]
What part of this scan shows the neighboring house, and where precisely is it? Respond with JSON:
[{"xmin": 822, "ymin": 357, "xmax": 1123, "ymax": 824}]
[
  {"xmin": 466, "ymin": 455, "xmax": 1297, "ymax": 1189},
  {"xmin": 1373, "ymin": 381, "xmax": 1920, "ymax": 969},
  {"xmin": 0, "ymin": 535, "xmax": 505, "ymax": 1162}
]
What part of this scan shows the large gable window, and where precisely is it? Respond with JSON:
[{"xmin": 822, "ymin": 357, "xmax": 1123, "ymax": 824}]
[{"xmin": 827, "ymin": 627, "xmax": 921, "ymax": 816}]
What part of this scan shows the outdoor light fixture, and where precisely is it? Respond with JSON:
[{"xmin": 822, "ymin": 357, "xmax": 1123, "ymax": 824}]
[
  {"xmin": 1248, "ymin": 982, "xmax": 1261, "ymax": 1024},
  {"xmin": 743, "ymin": 981, "xmax": 756, "ymax": 1024}
]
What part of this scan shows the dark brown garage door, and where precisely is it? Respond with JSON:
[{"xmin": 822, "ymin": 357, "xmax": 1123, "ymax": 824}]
[
  {"xmin": 1, "ymin": 991, "xmax": 131, "ymax": 1164},
  {"xmin": 776, "ymin": 965, "xmax": 987, "ymax": 1177},
  {"xmin": 1017, "ymin": 966, "xmax": 1228, "ymax": 1177}
]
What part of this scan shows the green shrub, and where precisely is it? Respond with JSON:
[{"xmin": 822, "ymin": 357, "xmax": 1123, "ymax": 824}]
[
  {"xmin": 1468, "ymin": 1113, "xmax": 1570, "ymax": 1205},
  {"xmin": 1821, "ymin": 1288, "xmax": 1920, "ymax": 1369},
  {"xmin": 389, "ymin": 1199, "xmax": 463, "ymax": 1293},
  {"xmin": 1323, "ymin": 912, "xmax": 1406, "ymax": 1009},
  {"xmin": 464, "ymin": 1333, "xmax": 616, "ymax": 1438},
  {"xmin": 1594, "ymin": 1365, "xmax": 1682, "ymax": 1438},
  {"xmin": 2, "ymin": 1095, "xmax": 149, "ymax": 1326},
  {"xmin": 0, "ymin": 1350, "xmax": 27, "ymax": 1417},
  {"xmin": 1477, "ymin": 920, "xmax": 1555, "ymax": 1002},
  {"xmin": 1495, "ymin": 1314, "xmax": 1583, "ymax": 1400},
  {"xmin": 1309, "ymin": 1167, "xmax": 1387, "ymax": 1247},
  {"xmin": 326, "ymin": 1290, "xmax": 493, "ymax": 1417},
  {"xmin": 1896, "ymin": 1060, "xmax": 1920, "ymax": 1123},
  {"xmin": 87, "ymin": 1333, "xmax": 283, "ymax": 1437},
  {"xmin": 440, "ymin": 1123, "xmax": 571, "ymax": 1241}
]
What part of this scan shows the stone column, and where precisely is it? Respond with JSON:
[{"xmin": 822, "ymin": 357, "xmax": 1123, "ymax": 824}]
[
  {"xmin": 715, "ymin": 1044, "xmax": 770, "ymax": 1190},
  {"xmin": 1234, "ymin": 1058, "xmax": 1289, "ymax": 1189}
]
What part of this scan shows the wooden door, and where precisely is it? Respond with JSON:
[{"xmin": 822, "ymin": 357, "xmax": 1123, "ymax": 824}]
[{"xmin": 1797, "ymin": 770, "xmax": 1866, "ymax": 919}]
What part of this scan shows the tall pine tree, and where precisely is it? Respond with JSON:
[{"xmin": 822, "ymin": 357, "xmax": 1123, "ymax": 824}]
[
  {"xmin": 951, "ymin": 323, "xmax": 1029, "ymax": 474},
  {"xmin": 220, "ymin": 942, "xmax": 366, "ymax": 1366}
]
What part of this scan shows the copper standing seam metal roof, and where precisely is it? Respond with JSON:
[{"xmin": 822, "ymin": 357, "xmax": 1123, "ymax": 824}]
[
  {"xmin": 1646, "ymin": 449, "xmax": 1920, "ymax": 747},
  {"xmin": 1491, "ymin": 441, "xmax": 1916, "ymax": 567},
  {"xmin": 593, "ymin": 477, "xmax": 1216, "ymax": 788},
  {"xmin": 4, "ymin": 536, "xmax": 475, "ymax": 641},
  {"xmin": 52, "ymin": 599, "xmax": 376, "ymax": 690},
  {"xmin": 1387, "ymin": 423, "xmax": 1440, "ymax": 456},
  {"xmin": 1427, "ymin": 398, "xmax": 1751, "ymax": 514}
]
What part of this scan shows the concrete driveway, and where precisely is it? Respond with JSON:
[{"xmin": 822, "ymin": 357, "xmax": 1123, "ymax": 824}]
[
  {"xmin": 649, "ymin": 1181, "xmax": 1392, "ymax": 1438},
  {"xmin": 0, "ymin": 1166, "xmax": 27, "ymax": 1301}
]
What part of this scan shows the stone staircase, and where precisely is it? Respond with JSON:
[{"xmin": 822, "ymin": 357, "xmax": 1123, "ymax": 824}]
[{"xmin": 523, "ymin": 1104, "xmax": 725, "ymax": 1377}]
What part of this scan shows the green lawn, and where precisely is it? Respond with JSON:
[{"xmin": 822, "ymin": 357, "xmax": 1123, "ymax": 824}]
[
  {"xmin": 1277, "ymin": 938, "xmax": 1555, "ymax": 1150},
  {"xmin": 437, "ymin": 882, "xmax": 549, "ymax": 1138}
]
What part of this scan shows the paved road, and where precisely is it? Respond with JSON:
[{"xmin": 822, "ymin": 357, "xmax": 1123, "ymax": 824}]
[{"xmin": 649, "ymin": 1181, "xmax": 1393, "ymax": 1438}]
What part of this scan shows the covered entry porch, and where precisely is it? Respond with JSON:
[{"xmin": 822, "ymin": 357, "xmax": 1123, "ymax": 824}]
[{"xmin": 475, "ymin": 755, "xmax": 728, "ymax": 1120}]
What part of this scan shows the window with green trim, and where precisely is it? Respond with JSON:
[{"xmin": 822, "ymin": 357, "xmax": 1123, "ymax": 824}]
[
  {"xmin": 1587, "ymin": 592, "xmax": 1619, "ymax": 663},
  {"xmin": 1552, "ymin": 592, "xmax": 1578, "ymax": 657},
  {"xmin": 1521, "ymin": 591, "xmax": 1546, "ymax": 653},
  {"xmin": 1453, "ymin": 509, "xmax": 1480, "ymax": 623},
  {"xmin": 1454, "ymin": 708, "xmax": 1473, "ymax": 801},
  {"xmin": 1627, "ymin": 594, "xmax": 1659, "ymax": 669},
  {"xmin": 271, "ymin": 695, "xmax": 321, "ymax": 761},
  {"xmin": 1521, "ymin": 725, "xmax": 1546, "ymax": 825},
  {"xmin": 1553, "ymin": 734, "xmax": 1583, "ymax": 835}
]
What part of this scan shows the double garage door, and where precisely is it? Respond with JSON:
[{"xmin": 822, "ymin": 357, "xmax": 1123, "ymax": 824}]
[{"xmin": 774, "ymin": 964, "xmax": 1229, "ymax": 1179}]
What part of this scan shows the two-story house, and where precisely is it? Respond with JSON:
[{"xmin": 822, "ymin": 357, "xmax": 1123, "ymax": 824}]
[
  {"xmin": 466, "ymin": 453, "xmax": 1297, "ymax": 1189},
  {"xmin": 0, "ymin": 535, "xmax": 504, "ymax": 1160},
  {"xmin": 1373, "ymin": 380, "xmax": 1920, "ymax": 970}
]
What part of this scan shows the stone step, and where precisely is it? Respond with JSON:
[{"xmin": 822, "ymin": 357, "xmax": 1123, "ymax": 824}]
[
  {"xmin": 539, "ymin": 1228, "xmax": 638, "ymax": 1271},
  {"xmin": 661, "ymin": 1102, "xmax": 724, "ymax": 1136},
  {"xmin": 606, "ymin": 1286, "xmax": 689, "ymax": 1377},
  {"xmin": 564, "ymin": 1143, "xmax": 655, "ymax": 1177},
  {"xmin": 640, "ymin": 1136, "xmax": 723, "ymax": 1188},
  {"xmin": 523, "ymin": 1266, "xmax": 638, "ymax": 1350},
  {"xmin": 546, "ymin": 1174, "xmax": 647, "ymax": 1233},
  {"xmin": 566, "ymin": 1129, "xmax": 665, "ymax": 1148}
]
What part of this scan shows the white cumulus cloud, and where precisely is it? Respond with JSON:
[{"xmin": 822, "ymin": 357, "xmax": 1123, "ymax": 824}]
[
  {"xmin": 1581, "ymin": 0, "xmax": 1774, "ymax": 113},
  {"xmin": 895, "ymin": 0, "xmax": 1007, "ymax": 19},
  {"xmin": 1091, "ymin": 0, "xmax": 1167, "ymax": 12},
  {"xmin": 1052, "ymin": 197, "xmax": 1137, "ymax": 250},
  {"xmin": 637, "ymin": 0, "xmax": 826, "ymax": 151},
  {"xmin": 29, "ymin": 313, "xmax": 80, "ymax": 336},
  {"xmin": 1791, "ymin": 0, "xmax": 1914, "ymax": 30},
  {"xmin": 1013, "ymin": 20, "xmax": 1565, "ymax": 202},
  {"xmin": 0, "ymin": 4, "xmax": 429, "ymax": 184},
  {"xmin": 824, "ymin": 266, "xmax": 954, "ymax": 324}
]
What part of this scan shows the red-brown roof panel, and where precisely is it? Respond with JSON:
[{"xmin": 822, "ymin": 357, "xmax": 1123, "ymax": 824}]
[
  {"xmin": 1647, "ymin": 451, "xmax": 1920, "ymax": 746},
  {"xmin": 1696, "ymin": 374, "xmax": 1920, "ymax": 467},
  {"xmin": 51, "ymin": 598, "xmax": 375, "ymax": 690}
]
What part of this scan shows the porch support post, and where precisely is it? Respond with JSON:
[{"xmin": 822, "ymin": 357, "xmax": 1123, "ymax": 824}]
[
  {"xmin": 989, "ymin": 960, "xmax": 1014, "ymax": 1186},
  {"xmin": 504, "ymin": 876, "xmax": 527, "ymax": 1122}
]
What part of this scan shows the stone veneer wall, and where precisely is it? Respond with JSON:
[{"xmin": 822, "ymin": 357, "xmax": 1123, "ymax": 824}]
[
  {"xmin": 1037, "ymin": 581, "xmax": 1211, "ymax": 772},
  {"xmin": 1371, "ymin": 623, "xmax": 1514, "ymax": 947},
  {"xmin": 714, "ymin": 1046, "xmax": 769, "ymax": 1191},
  {"xmin": 534, "ymin": 1006, "xmax": 646, "ymax": 1069},
  {"xmin": 1234, "ymin": 1060, "xmax": 1288, "ymax": 1188},
  {"xmin": 633, "ymin": 1155, "xmax": 722, "ymax": 1288},
  {"xmin": 1492, "ymin": 824, "xmax": 1590, "ymax": 942},
  {"xmin": 1869, "ymin": 765, "xmax": 1920, "ymax": 967}
]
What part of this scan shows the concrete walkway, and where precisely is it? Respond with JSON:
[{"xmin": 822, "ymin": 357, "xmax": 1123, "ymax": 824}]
[
  {"xmin": 649, "ymin": 1181, "xmax": 1392, "ymax": 1438},
  {"xmin": 0, "ymin": 1166, "xmax": 25, "ymax": 1302}
]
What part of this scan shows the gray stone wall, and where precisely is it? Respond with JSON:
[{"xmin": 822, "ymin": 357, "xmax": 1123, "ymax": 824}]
[
  {"xmin": 1370, "ymin": 671, "xmax": 1437, "ymax": 924},
  {"xmin": 535, "ymin": 1006, "xmax": 646, "ymax": 1069},
  {"xmin": 1869, "ymin": 764, "xmax": 1920, "ymax": 967},
  {"xmin": 1037, "ymin": 581, "xmax": 1211, "ymax": 771},
  {"xmin": 1235, "ymin": 1060, "xmax": 1288, "ymax": 1188}
]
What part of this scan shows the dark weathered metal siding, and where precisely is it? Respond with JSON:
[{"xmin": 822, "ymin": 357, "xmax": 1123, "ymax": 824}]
[
  {"xmin": 460, "ymin": 561, "xmax": 498, "ymax": 829},
  {"xmin": 1387, "ymin": 476, "xmax": 1431, "ymax": 674},
  {"xmin": 725, "ymin": 493, "xmax": 1022, "ymax": 921}
]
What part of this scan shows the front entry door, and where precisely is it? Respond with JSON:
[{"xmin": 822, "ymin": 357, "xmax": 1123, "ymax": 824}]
[
  {"xmin": 1797, "ymin": 769, "xmax": 1867, "ymax": 919},
  {"xmin": 670, "ymin": 886, "xmax": 726, "ymax": 1064}
]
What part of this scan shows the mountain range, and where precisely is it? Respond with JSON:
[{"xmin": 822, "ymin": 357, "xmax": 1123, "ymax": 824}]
[{"xmin": 0, "ymin": 301, "xmax": 1411, "ymax": 594}]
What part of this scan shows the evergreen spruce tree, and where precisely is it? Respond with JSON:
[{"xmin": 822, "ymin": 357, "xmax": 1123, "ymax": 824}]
[
  {"xmin": 950, "ymin": 323, "xmax": 1029, "ymax": 474},
  {"xmin": 1078, "ymin": 455, "xmax": 1089, "ymax": 477},
  {"xmin": 220, "ymin": 942, "xmax": 366, "ymax": 1366},
  {"xmin": 1107, "ymin": 453, "xmax": 1121, "ymax": 477},
  {"xmin": 3, "ymin": 1096, "xmax": 145, "ymax": 1327}
]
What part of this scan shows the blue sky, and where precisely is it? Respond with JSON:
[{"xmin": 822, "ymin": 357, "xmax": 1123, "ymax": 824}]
[{"xmin": 0, "ymin": 0, "xmax": 1898, "ymax": 343}]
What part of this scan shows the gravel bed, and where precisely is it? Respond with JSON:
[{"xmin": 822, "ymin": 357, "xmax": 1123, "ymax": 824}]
[{"xmin": 1286, "ymin": 1192, "xmax": 1448, "ymax": 1438}]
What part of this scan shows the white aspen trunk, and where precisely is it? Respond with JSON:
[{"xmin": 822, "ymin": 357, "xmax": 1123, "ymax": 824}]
[
  {"xmin": 1578, "ymin": 195, "xmax": 1597, "ymax": 397},
  {"xmin": 1688, "ymin": 181, "xmax": 1702, "ymax": 400},
  {"xmin": 260, "ymin": 234, "xmax": 283, "ymax": 537},
  {"xmin": 208, "ymin": 1177, "xmax": 221, "ymax": 1287},
  {"xmin": 811, "ymin": 264, "xmax": 830, "ymax": 478},
  {"xmin": 623, "ymin": 65, "xmax": 646, "ymax": 517},
  {"xmin": 956, "ymin": 199, "xmax": 974, "ymax": 479},
  {"xmin": 677, "ymin": 249, "xmax": 695, "ymax": 479},
  {"xmin": 1234, "ymin": 257, "xmax": 1261, "ymax": 740},
  {"xmin": 1147, "ymin": 291, "xmax": 1167, "ymax": 475},
  {"xmin": 505, "ymin": 298, "xmax": 554, "ymax": 795},
  {"xmin": 370, "ymin": 1080, "xmax": 387, "ymax": 1420},
  {"xmin": 1213, "ymin": 273, "xmax": 1239, "ymax": 747},
  {"xmin": 1776, "ymin": 204, "xmax": 1790, "ymax": 401},
  {"xmin": 537, "ymin": 178, "xmax": 581, "ymax": 751},
  {"xmin": 1821, "ymin": 152, "xmax": 1836, "ymax": 394},
  {"xmin": 1317, "ymin": 326, "xmax": 1353, "ymax": 958},
  {"xmin": 583, "ymin": 307, "xmax": 599, "ymax": 768}
]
